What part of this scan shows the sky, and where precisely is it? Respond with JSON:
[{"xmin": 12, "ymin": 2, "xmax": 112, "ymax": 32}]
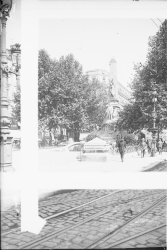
[
  {"xmin": 39, "ymin": 18, "xmax": 161, "ymax": 88},
  {"xmin": 6, "ymin": 0, "xmax": 21, "ymax": 48},
  {"xmin": 6, "ymin": 0, "xmax": 163, "ymax": 89}
]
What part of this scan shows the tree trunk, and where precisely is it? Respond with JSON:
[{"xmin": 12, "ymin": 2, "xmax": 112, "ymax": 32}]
[{"xmin": 74, "ymin": 130, "xmax": 80, "ymax": 142}]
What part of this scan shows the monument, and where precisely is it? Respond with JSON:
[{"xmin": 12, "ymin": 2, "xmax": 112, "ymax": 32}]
[
  {"xmin": 0, "ymin": 0, "xmax": 13, "ymax": 171},
  {"xmin": 86, "ymin": 59, "xmax": 131, "ymax": 132}
]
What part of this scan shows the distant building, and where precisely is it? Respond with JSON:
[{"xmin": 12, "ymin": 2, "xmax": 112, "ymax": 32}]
[{"xmin": 86, "ymin": 59, "xmax": 131, "ymax": 129}]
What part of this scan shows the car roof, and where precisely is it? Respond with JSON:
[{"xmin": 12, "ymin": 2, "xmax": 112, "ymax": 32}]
[{"xmin": 67, "ymin": 142, "xmax": 84, "ymax": 146}]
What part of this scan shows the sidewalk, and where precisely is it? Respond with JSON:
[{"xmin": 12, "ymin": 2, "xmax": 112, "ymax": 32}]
[
  {"xmin": 40, "ymin": 150, "xmax": 166, "ymax": 172},
  {"xmin": 104, "ymin": 151, "xmax": 167, "ymax": 172}
]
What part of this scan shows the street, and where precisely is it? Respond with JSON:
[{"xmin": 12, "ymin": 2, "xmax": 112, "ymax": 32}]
[
  {"xmin": 1, "ymin": 4, "xmax": 167, "ymax": 250},
  {"xmin": 1, "ymin": 189, "xmax": 166, "ymax": 249},
  {"xmin": 12, "ymin": 148, "xmax": 167, "ymax": 173},
  {"xmin": 1, "ymin": 148, "xmax": 166, "ymax": 212}
]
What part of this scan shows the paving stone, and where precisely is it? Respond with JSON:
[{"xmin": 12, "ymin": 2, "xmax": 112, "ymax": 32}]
[
  {"xmin": 42, "ymin": 241, "xmax": 59, "ymax": 248},
  {"xmin": 137, "ymin": 244, "xmax": 149, "ymax": 247},
  {"xmin": 6, "ymin": 239, "xmax": 19, "ymax": 245},
  {"xmin": 116, "ymin": 242, "xmax": 133, "ymax": 248},
  {"xmin": 72, "ymin": 236, "xmax": 83, "ymax": 244},
  {"xmin": 51, "ymin": 238, "xmax": 63, "ymax": 244},
  {"xmin": 32, "ymin": 245, "xmax": 45, "ymax": 249},
  {"xmin": 1, "ymin": 190, "xmax": 166, "ymax": 249},
  {"xmin": 151, "ymin": 231, "xmax": 163, "ymax": 237},
  {"xmin": 2, "ymin": 245, "xmax": 18, "ymax": 250},
  {"xmin": 133, "ymin": 237, "xmax": 148, "ymax": 244},
  {"xmin": 147, "ymin": 238, "xmax": 162, "ymax": 244},
  {"xmin": 2, "ymin": 225, "xmax": 9, "ymax": 230}
]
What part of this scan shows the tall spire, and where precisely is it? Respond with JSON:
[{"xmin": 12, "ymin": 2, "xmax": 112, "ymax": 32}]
[{"xmin": 109, "ymin": 58, "xmax": 117, "ymax": 81}]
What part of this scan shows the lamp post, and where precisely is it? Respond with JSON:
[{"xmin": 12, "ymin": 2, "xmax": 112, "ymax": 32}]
[
  {"xmin": 0, "ymin": 0, "xmax": 13, "ymax": 171},
  {"xmin": 7, "ymin": 44, "xmax": 21, "ymax": 128},
  {"xmin": 150, "ymin": 85, "xmax": 158, "ymax": 157},
  {"xmin": 8, "ymin": 43, "xmax": 21, "ymax": 87}
]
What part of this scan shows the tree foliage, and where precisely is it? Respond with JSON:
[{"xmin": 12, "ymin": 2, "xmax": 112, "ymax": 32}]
[
  {"xmin": 38, "ymin": 51, "xmax": 108, "ymax": 141},
  {"xmin": 11, "ymin": 49, "xmax": 108, "ymax": 138},
  {"xmin": 38, "ymin": 53, "xmax": 86, "ymax": 141},
  {"xmin": 117, "ymin": 20, "xmax": 167, "ymax": 132},
  {"xmin": 116, "ymin": 101, "xmax": 145, "ymax": 133},
  {"xmin": 82, "ymin": 78, "xmax": 109, "ymax": 131}
]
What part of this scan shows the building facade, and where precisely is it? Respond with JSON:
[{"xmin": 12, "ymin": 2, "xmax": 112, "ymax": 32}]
[{"xmin": 86, "ymin": 59, "xmax": 131, "ymax": 129}]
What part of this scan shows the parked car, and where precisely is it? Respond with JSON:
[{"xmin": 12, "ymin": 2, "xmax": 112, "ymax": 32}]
[
  {"xmin": 56, "ymin": 142, "xmax": 85, "ymax": 152},
  {"xmin": 39, "ymin": 141, "xmax": 85, "ymax": 169}
]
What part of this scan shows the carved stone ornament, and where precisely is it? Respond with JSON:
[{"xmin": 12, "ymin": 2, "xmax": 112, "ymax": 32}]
[
  {"xmin": 1, "ymin": 63, "xmax": 9, "ymax": 74},
  {"xmin": 0, "ymin": 0, "xmax": 12, "ymax": 17},
  {"xmin": 10, "ymin": 43, "xmax": 21, "ymax": 52},
  {"xmin": 0, "ymin": 63, "xmax": 17, "ymax": 75},
  {"xmin": 1, "ymin": 118, "xmax": 10, "ymax": 127}
]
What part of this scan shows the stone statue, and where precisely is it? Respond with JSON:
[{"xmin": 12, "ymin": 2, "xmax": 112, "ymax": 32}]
[
  {"xmin": 112, "ymin": 107, "xmax": 119, "ymax": 120},
  {"xmin": 106, "ymin": 104, "xmax": 113, "ymax": 120},
  {"xmin": 108, "ymin": 79, "xmax": 114, "ymax": 97}
]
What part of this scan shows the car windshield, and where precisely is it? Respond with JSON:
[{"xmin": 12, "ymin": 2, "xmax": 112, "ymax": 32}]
[{"xmin": 68, "ymin": 144, "xmax": 84, "ymax": 151}]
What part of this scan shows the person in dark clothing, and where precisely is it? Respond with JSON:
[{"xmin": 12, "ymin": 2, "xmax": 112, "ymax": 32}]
[
  {"xmin": 157, "ymin": 139, "xmax": 163, "ymax": 154},
  {"xmin": 146, "ymin": 139, "xmax": 151, "ymax": 154},
  {"xmin": 162, "ymin": 140, "xmax": 167, "ymax": 151},
  {"xmin": 117, "ymin": 138, "xmax": 126, "ymax": 162},
  {"xmin": 140, "ymin": 138, "xmax": 147, "ymax": 158}
]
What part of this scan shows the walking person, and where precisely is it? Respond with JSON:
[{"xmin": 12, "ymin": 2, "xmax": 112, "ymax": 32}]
[
  {"xmin": 157, "ymin": 139, "xmax": 163, "ymax": 155},
  {"xmin": 140, "ymin": 138, "xmax": 147, "ymax": 158},
  {"xmin": 135, "ymin": 140, "xmax": 140, "ymax": 156},
  {"xmin": 146, "ymin": 139, "xmax": 151, "ymax": 155},
  {"xmin": 150, "ymin": 139, "xmax": 157, "ymax": 156},
  {"xmin": 117, "ymin": 138, "xmax": 126, "ymax": 162},
  {"xmin": 162, "ymin": 140, "xmax": 167, "ymax": 151}
]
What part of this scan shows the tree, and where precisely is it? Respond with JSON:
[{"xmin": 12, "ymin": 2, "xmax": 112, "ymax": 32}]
[
  {"xmin": 116, "ymin": 101, "xmax": 146, "ymax": 132},
  {"xmin": 117, "ymin": 20, "xmax": 167, "ymax": 132},
  {"xmin": 38, "ymin": 53, "xmax": 89, "ymax": 141},
  {"xmin": 83, "ymin": 78, "xmax": 109, "ymax": 131},
  {"xmin": 38, "ymin": 51, "xmax": 109, "ymax": 141},
  {"xmin": 38, "ymin": 49, "xmax": 53, "ymax": 79}
]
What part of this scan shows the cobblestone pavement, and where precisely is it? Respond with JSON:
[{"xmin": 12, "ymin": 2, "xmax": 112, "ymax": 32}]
[
  {"xmin": 1, "ymin": 190, "xmax": 166, "ymax": 249},
  {"xmin": 1, "ymin": 189, "xmax": 161, "ymax": 233},
  {"xmin": 93, "ymin": 198, "xmax": 166, "ymax": 249},
  {"xmin": 106, "ymin": 226, "xmax": 166, "ymax": 249},
  {"xmin": 1, "ymin": 190, "xmax": 114, "ymax": 233}
]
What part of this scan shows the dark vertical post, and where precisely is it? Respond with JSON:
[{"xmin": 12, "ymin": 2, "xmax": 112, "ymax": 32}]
[{"xmin": 0, "ymin": 0, "xmax": 13, "ymax": 171}]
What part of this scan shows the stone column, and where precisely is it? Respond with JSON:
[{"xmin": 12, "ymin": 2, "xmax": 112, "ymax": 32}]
[{"xmin": 0, "ymin": 2, "xmax": 13, "ymax": 171}]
